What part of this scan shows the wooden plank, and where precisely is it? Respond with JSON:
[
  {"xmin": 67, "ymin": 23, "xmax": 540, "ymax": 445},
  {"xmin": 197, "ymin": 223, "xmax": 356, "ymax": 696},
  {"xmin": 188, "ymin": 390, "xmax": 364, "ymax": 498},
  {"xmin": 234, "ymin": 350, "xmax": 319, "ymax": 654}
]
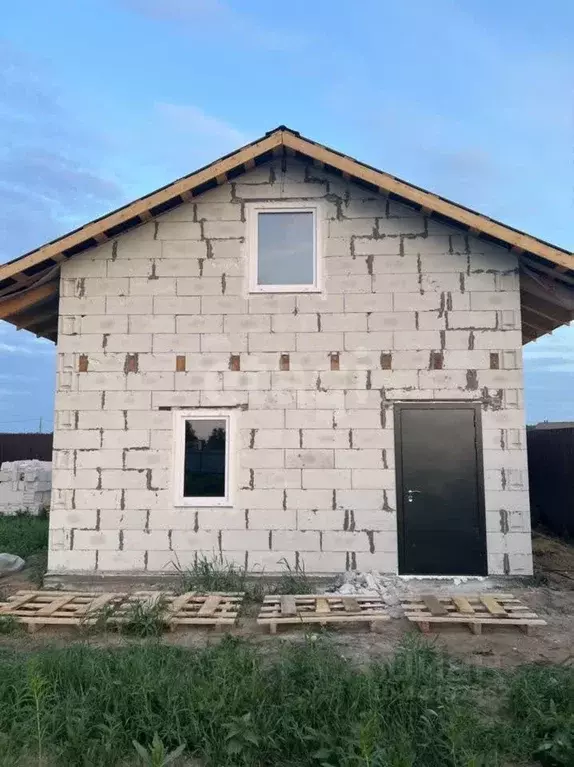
[
  {"xmin": 422, "ymin": 595, "xmax": 448, "ymax": 616},
  {"xmin": 407, "ymin": 616, "xmax": 546, "ymax": 627},
  {"xmin": 480, "ymin": 596, "xmax": 507, "ymax": 617},
  {"xmin": 0, "ymin": 282, "xmax": 59, "ymax": 320},
  {"xmin": 35, "ymin": 595, "xmax": 76, "ymax": 617},
  {"xmin": 452, "ymin": 597, "xmax": 475, "ymax": 615},
  {"xmin": 0, "ymin": 132, "xmax": 284, "ymax": 283},
  {"xmin": 167, "ymin": 593, "xmax": 196, "ymax": 615},
  {"xmin": 280, "ymin": 595, "xmax": 297, "ymax": 617},
  {"xmin": 197, "ymin": 595, "xmax": 221, "ymax": 617},
  {"xmin": 342, "ymin": 597, "xmax": 361, "ymax": 613},
  {"xmin": 315, "ymin": 597, "xmax": 331, "ymax": 615},
  {"xmin": 81, "ymin": 593, "xmax": 121, "ymax": 616},
  {"xmin": 282, "ymin": 132, "xmax": 574, "ymax": 271},
  {"xmin": 0, "ymin": 593, "xmax": 37, "ymax": 613}
]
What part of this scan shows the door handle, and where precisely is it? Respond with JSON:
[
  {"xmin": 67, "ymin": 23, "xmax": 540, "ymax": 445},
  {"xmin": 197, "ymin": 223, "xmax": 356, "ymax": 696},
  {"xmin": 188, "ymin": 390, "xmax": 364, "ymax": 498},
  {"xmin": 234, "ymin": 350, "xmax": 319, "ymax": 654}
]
[{"xmin": 406, "ymin": 489, "xmax": 421, "ymax": 503}]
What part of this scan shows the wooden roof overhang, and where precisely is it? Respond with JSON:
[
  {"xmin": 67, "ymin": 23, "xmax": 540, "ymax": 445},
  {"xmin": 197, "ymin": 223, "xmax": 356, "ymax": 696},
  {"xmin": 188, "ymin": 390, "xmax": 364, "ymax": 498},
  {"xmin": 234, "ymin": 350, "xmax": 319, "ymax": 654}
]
[{"xmin": 0, "ymin": 126, "xmax": 572, "ymax": 344}]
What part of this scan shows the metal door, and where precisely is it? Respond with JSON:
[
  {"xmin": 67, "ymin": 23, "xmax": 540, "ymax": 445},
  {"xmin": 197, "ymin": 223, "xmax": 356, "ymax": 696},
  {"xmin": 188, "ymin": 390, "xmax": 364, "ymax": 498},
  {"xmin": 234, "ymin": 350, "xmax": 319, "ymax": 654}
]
[{"xmin": 395, "ymin": 403, "xmax": 487, "ymax": 575}]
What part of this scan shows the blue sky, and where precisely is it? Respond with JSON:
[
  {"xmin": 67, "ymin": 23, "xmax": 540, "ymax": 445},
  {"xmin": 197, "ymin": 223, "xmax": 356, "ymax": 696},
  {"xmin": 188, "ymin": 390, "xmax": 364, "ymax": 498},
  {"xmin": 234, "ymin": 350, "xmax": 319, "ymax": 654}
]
[{"xmin": 0, "ymin": 0, "xmax": 572, "ymax": 430}]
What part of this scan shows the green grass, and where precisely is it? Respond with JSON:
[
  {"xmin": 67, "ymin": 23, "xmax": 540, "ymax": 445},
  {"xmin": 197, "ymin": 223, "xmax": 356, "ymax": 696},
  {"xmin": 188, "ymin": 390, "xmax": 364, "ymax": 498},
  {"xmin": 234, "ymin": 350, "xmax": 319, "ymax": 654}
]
[
  {"xmin": 0, "ymin": 511, "xmax": 49, "ymax": 561},
  {"xmin": 176, "ymin": 555, "xmax": 313, "ymax": 602},
  {"xmin": 0, "ymin": 638, "xmax": 572, "ymax": 766}
]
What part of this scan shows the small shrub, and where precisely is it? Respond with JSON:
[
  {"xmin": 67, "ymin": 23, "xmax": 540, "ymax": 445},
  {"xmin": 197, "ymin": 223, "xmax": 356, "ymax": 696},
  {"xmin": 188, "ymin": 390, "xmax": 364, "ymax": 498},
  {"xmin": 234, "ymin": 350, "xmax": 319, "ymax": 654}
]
[
  {"xmin": 133, "ymin": 733, "xmax": 186, "ymax": 766},
  {"xmin": 272, "ymin": 558, "xmax": 313, "ymax": 594},
  {"xmin": 119, "ymin": 596, "xmax": 169, "ymax": 637},
  {"xmin": 0, "ymin": 512, "xmax": 49, "ymax": 560},
  {"xmin": 0, "ymin": 615, "xmax": 21, "ymax": 635},
  {"xmin": 176, "ymin": 555, "xmax": 248, "ymax": 594}
]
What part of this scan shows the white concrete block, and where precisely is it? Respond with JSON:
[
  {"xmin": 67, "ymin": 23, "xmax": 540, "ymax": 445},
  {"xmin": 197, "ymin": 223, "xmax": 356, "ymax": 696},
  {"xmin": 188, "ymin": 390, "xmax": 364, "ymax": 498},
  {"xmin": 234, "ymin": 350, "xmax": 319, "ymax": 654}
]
[
  {"xmin": 53, "ymin": 430, "xmax": 101, "ymax": 450},
  {"xmin": 99, "ymin": 510, "xmax": 148, "ymax": 529},
  {"xmin": 368, "ymin": 312, "xmax": 417, "ymax": 331},
  {"xmin": 322, "ymin": 531, "xmax": 372, "ymax": 552},
  {"xmin": 240, "ymin": 450, "xmax": 285, "ymax": 469},
  {"xmin": 105, "ymin": 334, "xmax": 153, "ymax": 353},
  {"xmin": 223, "ymin": 372, "xmax": 270, "ymax": 390},
  {"xmin": 153, "ymin": 296, "xmax": 201, "ymax": 315},
  {"xmin": 272, "ymin": 314, "xmax": 318, "ymax": 333},
  {"xmin": 128, "ymin": 315, "xmax": 176, "ymax": 334},
  {"xmin": 174, "ymin": 372, "xmax": 223, "ymax": 391},
  {"xmin": 153, "ymin": 334, "xmax": 200, "ymax": 353},
  {"xmin": 248, "ymin": 333, "xmax": 295, "ymax": 352},
  {"xmin": 201, "ymin": 333, "xmax": 248, "ymax": 353},
  {"xmin": 101, "ymin": 430, "xmax": 149, "ymax": 449},
  {"xmin": 288, "ymin": 489, "xmax": 333, "ymax": 509},
  {"xmin": 248, "ymin": 510, "xmax": 297, "ymax": 529},
  {"xmin": 345, "ymin": 293, "xmax": 393, "ymax": 313},
  {"xmin": 302, "ymin": 469, "xmax": 351, "ymax": 488},
  {"xmin": 74, "ymin": 530, "xmax": 119, "ymax": 550},
  {"xmin": 123, "ymin": 529, "xmax": 170, "ymax": 550},
  {"xmin": 157, "ymin": 222, "xmax": 202, "ymax": 240},
  {"xmin": 273, "ymin": 531, "xmax": 320, "ymax": 551},
  {"xmin": 224, "ymin": 315, "xmax": 271, "ymax": 333},
  {"xmin": 129, "ymin": 277, "xmax": 176, "ymax": 296},
  {"xmin": 104, "ymin": 391, "xmax": 152, "ymax": 410},
  {"xmin": 344, "ymin": 332, "xmax": 393, "ymax": 351},
  {"xmin": 288, "ymin": 352, "xmax": 331, "ymax": 370},
  {"xmin": 48, "ymin": 550, "xmax": 97, "ymax": 572},
  {"xmin": 335, "ymin": 449, "xmax": 382, "ymax": 469},
  {"xmin": 285, "ymin": 449, "xmax": 334, "ymax": 469},
  {"xmin": 252, "ymin": 469, "xmax": 302, "ymax": 488},
  {"xmin": 297, "ymin": 390, "xmax": 345, "ymax": 409},
  {"xmin": 98, "ymin": 550, "xmax": 145, "ymax": 571},
  {"xmin": 270, "ymin": 371, "xmax": 317, "ymax": 390},
  {"xmin": 248, "ymin": 295, "xmax": 296, "ymax": 314},
  {"xmin": 351, "ymin": 469, "xmax": 394, "ymax": 489},
  {"xmin": 253, "ymin": 430, "xmax": 300, "ymax": 449},
  {"xmin": 302, "ymin": 430, "xmax": 350, "ymax": 449},
  {"xmin": 80, "ymin": 315, "xmax": 128, "ymax": 334},
  {"xmin": 249, "ymin": 391, "xmax": 296, "ymax": 409}
]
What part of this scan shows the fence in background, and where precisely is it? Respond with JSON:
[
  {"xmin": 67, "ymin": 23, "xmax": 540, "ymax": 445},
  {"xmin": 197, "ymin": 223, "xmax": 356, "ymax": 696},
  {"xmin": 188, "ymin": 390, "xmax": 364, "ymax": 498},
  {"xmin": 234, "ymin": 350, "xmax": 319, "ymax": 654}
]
[
  {"xmin": 0, "ymin": 433, "xmax": 53, "ymax": 465},
  {"xmin": 527, "ymin": 425, "xmax": 574, "ymax": 537}
]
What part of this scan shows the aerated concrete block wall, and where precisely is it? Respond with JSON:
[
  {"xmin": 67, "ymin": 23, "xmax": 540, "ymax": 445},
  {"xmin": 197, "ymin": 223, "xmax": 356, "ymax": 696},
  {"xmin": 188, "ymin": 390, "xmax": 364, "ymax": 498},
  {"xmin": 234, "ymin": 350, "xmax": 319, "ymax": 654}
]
[{"xmin": 48, "ymin": 159, "xmax": 532, "ymax": 576}]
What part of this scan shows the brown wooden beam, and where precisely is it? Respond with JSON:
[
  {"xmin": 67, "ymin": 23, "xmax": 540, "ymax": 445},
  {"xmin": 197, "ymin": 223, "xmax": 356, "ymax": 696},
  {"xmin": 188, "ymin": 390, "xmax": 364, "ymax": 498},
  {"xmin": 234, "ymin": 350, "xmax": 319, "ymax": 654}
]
[
  {"xmin": 521, "ymin": 292, "xmax": 571, "ymax": 325},
  {"xmin": 282, "ymin": 132, "xmax": 574, "ymax": 270},
  {"xmin": 0, "ymin": 282, "xmax": 59, "ymax": 320},
  {"xmin": 14, "ymin": 307, "xmax": 58, "ymax": 331},
  {"xmin": 0, "ymin": 131, "xmax": 284, "ymax": 282},
  {"xmin": 521, "ymin": 310, "xmax": 554, "ymax": 335}
]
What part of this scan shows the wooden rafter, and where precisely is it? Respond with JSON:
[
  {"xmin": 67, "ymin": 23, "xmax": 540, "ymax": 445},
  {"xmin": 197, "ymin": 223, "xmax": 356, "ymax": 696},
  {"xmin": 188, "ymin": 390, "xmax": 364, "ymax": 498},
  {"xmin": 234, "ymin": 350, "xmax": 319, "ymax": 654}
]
[
  {"xmin": 0, "ymin": 282, "xmax": 58, "ymax": 320},
  {"xmin": 0, "ymin": 131, "xmax": 284, "ymax": 282},
  {"xmin": 0, "ymin": 126, "xmax": 572, "ymax": 346}
]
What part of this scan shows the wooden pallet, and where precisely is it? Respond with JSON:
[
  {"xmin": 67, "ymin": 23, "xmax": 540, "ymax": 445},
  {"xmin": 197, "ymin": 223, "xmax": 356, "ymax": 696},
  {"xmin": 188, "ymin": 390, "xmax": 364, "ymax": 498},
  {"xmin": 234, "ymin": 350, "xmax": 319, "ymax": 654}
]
[
  {"xmin": 402, "ymin": 593, "xmax": 547, "ymax": 635},
  {"xmin": 0, "ymin": 590, "xmax": 244, "ymax": 632},
  {"xmin": 257, "ymin": 594, "xmax": 389, "ymax": 634}
]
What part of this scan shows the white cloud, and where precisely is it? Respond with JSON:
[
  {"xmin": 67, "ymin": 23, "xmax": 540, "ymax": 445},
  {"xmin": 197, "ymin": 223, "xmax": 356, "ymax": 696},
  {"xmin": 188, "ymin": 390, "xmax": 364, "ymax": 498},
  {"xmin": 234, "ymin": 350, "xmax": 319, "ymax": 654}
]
[{"xmin": 155, "ymin": 103, "xmax": 248, "ymax": 147}]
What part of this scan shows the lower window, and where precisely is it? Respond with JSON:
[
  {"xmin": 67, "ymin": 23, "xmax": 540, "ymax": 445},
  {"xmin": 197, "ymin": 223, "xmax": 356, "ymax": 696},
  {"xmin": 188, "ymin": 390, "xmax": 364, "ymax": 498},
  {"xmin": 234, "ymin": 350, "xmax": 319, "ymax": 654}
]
[{"xmin": 173, "ymin": 410, "xmax": 234, "ymax": 507}]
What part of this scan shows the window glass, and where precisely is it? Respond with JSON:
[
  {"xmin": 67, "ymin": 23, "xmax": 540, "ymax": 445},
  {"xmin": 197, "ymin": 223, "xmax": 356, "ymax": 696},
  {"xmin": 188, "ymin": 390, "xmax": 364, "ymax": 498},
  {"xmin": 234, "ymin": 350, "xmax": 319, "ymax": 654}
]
[
  {"xmin": 257, "ymin": 211, "xmax": 314, "ymax": 285},
  {"xmin": 183, "ymin": 418, "xmax": 226, "ymax": 498}
]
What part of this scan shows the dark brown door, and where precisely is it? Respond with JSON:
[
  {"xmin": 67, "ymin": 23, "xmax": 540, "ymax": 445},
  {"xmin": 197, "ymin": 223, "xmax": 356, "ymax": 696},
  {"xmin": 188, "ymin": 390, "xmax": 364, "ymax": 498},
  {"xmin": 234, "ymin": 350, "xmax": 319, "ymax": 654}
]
[{"xmin": 395, "ymin": 403, "xmax": 487, "ymax": 575}]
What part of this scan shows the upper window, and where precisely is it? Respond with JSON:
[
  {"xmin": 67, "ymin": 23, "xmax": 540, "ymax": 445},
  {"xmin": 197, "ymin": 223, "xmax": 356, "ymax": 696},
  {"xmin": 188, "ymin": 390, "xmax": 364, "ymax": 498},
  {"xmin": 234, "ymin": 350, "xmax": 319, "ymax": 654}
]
[
  {"xmin": 248, "ymin": 203, "xmax": 321, "ymax": 292},
  {"xmin": 173, "ymin": 410, "xmax": 234, "ymax": 507}
]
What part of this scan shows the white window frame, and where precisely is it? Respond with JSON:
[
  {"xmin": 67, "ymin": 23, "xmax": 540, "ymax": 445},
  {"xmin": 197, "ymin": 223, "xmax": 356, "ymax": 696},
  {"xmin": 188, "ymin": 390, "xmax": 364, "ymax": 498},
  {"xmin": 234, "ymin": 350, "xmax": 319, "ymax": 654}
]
[
  {"xmin": 247, "ymin": 201, "xmax": 322, "ymax": 293},
  {"xmin": 172, "ymin": 409, "xmax": 236, "ymax": 508}
]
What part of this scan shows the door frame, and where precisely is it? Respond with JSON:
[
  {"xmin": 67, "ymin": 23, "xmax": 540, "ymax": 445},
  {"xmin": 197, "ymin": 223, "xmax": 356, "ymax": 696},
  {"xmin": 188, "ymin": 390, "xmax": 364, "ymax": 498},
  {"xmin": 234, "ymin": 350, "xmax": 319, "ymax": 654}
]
[{"xmin": 394, "ymin": 401, "xmax": 488, "ymax": 576}]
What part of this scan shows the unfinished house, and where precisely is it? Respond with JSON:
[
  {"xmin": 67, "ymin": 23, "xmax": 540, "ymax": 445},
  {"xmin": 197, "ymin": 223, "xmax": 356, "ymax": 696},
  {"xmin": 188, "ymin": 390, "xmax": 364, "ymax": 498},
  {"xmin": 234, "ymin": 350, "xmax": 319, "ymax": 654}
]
[{"xmin": 1, "ymin": 127, "xmax": 573, "ymax": 580}]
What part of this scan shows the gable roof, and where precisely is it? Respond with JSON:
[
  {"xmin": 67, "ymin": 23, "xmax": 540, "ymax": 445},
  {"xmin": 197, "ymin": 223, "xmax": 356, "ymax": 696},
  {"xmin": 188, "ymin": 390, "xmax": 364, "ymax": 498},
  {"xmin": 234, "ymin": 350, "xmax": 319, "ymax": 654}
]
[{"xmin": 0, "ymin": 125, "xmax": 572, "ymax": 343}]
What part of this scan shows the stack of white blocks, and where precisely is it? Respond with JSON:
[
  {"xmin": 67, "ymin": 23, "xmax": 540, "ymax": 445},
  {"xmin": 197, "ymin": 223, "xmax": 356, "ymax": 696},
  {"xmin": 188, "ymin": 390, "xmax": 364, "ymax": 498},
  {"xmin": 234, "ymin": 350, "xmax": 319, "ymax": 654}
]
[{"xmin": 0, "ymin": 460, "xmax": 52, "ymax": 516}]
